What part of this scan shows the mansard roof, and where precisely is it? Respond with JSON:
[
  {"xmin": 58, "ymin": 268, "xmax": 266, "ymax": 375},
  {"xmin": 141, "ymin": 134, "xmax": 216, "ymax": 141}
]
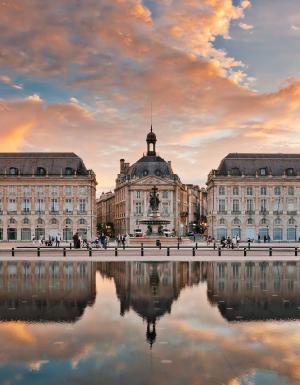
[
  {"xmin": 0, "ymin": 152, "xmax": 89, "ymax": 176},
  {"xmin": 216, "ymin": 153, "xmax": 300, "ymax": 177}
]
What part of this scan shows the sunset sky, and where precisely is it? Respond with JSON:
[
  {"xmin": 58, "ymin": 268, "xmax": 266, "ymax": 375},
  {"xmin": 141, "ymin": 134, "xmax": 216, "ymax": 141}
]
[{"xmin": 1, "ymin": 0, "xmax": 300, "ymax": 193}]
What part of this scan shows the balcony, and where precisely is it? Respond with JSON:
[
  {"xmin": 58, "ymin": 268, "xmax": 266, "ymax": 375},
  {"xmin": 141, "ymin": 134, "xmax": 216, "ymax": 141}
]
[
  {"xmin": 245, "ymin": 210, "xmax": 255, "ymax": 215},
  {"xmin": 259, "ymin": 210, "xmax": 269, "ymax": 215},
  {"xmin": 35, "ymin": 210, "xmax": 45, "ymax": 215},
  {"xmin": 217, "ymin": 211, "xmax": 227, "ymax": 215},
  {"xmin": 231, "ymin": 210, "xmax": 241, "ymax": 215},
  {"xmin": 287, "ymin": 210, "xmax": 297, "ymax": 215},
  {"xmin": 22, "ymin": 209, "xmax": 31, "ymax": 215},
  {"xmin": 50, "ymin": 210, "xmax": 59, "ymax": 215},
  {"xmin": 78, "ymin": 210, "xmax": 87, "ymax": 215},
  {"xmin": 134, "ymin": 212, "xmax": 143, "ymax": 217},
  {"xmin": 273, "ymin": 210, "xmax": 283, "ymax": 215},
  {"xmin": 64, "ymin": 210, "xmax": 73, "ymax": 215}
]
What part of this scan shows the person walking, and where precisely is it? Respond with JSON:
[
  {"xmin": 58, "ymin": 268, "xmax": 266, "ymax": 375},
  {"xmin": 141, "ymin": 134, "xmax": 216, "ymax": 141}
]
[
  {"xmin": 73, "ymin": 232, "xmax": 79, "ymax": 248},
  {"xmin": 55, "ymin": 234, "xmax": 61, "ymax": 247}
]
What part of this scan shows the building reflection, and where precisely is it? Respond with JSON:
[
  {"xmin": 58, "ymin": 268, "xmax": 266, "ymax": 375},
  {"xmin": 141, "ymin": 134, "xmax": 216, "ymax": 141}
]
[
  {"xmin": 97, "ymin": 262, "xmax": 207, "ymax": 347},
  {"xmin": 0, "ymin": 261, "xmax": 96, "ymax": 322},
  {"xmin": 207, "ymin": 261, "xmax": 300, "ymax": 321}
]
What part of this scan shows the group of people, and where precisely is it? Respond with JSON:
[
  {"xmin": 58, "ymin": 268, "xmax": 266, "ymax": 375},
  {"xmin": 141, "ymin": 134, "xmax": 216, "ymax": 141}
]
[
  {"xmin": 116, "ymin": 234, "xmax": 128, "ymax": 247},
  {"xmin": 220, "ymin": 235, "xmax": 241, "ymax": 249},
  {"xmin": 72, "ymin": 232, "xmax": 88, "ymax": 248},
  {"xmin": 257, "ymin": 234, "xmax": 271, "ymax": 243},
  {"xmin": 32, "ymin": 234, "xmax": 61, "ymax": 247}
]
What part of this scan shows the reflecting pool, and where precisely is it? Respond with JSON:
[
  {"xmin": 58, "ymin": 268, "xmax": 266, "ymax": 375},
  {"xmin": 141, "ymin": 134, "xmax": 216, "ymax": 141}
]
[{"xmin": 0, "ymin": 260, "xmax": 300, "ymax": 385}]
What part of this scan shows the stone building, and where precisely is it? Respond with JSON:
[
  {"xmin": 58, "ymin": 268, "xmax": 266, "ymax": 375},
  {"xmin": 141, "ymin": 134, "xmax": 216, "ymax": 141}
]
[
  {"xmin": 0, "ymin": 153, "xmax": 97, "ymax": 241},
  {"xmin": 96, "ymin": 191, "xmax": 115, "ymax": 235},
  {"xmin": 110, "ymin": 127, "xmax": 190, "ymax": 236},
  {"xmin": 207, "ymin": 153, "xmax": 300, "ymax": 241}
]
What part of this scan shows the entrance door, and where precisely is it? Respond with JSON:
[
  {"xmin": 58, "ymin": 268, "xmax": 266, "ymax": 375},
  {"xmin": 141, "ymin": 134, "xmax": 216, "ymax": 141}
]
[
  {"xmin": 246, "ymin": 228, "xmax": 255, "ymax": 241},
  {"xmin": 287, "ymin": 228, "xmax": 296, "ymax": 241},
  {"xmin": 35, "ymin": 228, "xmax": 45, "ymax": 240},
  {"xmin": 7, "ymin": 228, "xmax": 17, "ymax": 240}
]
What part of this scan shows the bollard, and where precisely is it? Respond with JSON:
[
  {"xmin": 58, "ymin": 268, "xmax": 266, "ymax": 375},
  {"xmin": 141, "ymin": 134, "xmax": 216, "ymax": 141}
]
[
  {"xmin": 89, "ymin": 247, "xmax": 92, "ymax": 257},
  {"xmin": 69, "ymin": 242, "xmax": 72, "ymax": 250},
  {"xmin": 248, "ymin": 241, "xmax": 250, "ymax": 250},
  {"xmin": 295, "ymin": 247, "xmax": 298, "ymax": 257},
  {"xmin": 196, "ymin": 242, "xmax": 198, "ymax": 250},
  {"xmin": 123, "ymin": 243, "xmax": 125, "ymax": 250},
  {"xmin": 37, "ymin": 247, "xmax": 40, "ymax": 257},
  {"xmin": 213, "ymin": 242, "xmax": 216, "ymax": 250},
  {"xmin": 167, "ymin": 247, "xmax": 170, "ymax": 256},
  {"xmin": 159, "ymin": 242, "xmax": 161, "ymax": 250},
  {"xmin": 269, "ymin": 247, "xmax": 272, "ymax": 256},
  {"xmin": 243, "ymin": 247, "xmax": 247, "ymax": 257},
  {"xmin": 218, "ymin": 247, "xmax": 221, "ymax": 257},
  {"xmin": 177, "ymin": 242, "xmax": 180, "ymax": 250},
  {"xmin": 141, "ymin": 245, "xmax": 144, "ymax": 257},
  {"xmin": 63, "ymin": 247, "xmax": 66, "ymax": 257},
  {"xmin": 192, "ymin": 247, "xmax": 195, "ymax": 256},
  {"xmin": 12, "ymin": 247, "xmax": 14, "ymax": 257},
  {"xmin": 115, "ymin": 247, "xmax": 118, "ymax": 257}
]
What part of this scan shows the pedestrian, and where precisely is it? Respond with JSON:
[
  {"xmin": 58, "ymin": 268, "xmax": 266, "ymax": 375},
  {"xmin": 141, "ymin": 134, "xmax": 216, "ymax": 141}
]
[
  {"xmin": 56, "ymin": 234, "xmax": 61, "ymax": 247},
  {"xmin": 117, "ymin": 234, "xmax": 121, "ymax": 247},
  {"xmin": 258, "ymin": 234, "xmax": 261, "ymax": 243},
  {"xmin": 236, "ymin": 235, "xmax": 240, "ymax": 249},
  {"xmin": 73, "ymin": 232, "xmax": 79, "ymax": 248},
  {"xmin": 121, "ymin": 235, "xmax": 126, "ymax": 248}
]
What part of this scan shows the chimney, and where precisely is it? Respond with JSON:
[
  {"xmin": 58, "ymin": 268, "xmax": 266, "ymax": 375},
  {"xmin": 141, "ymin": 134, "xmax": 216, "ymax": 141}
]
[
  {"xmin": 167, "ymin": 161, "xmax": 172, "ymax": 172},
  {"xmin": 120, "ymin": 159, "xmax": 125, "ymax": 173}
]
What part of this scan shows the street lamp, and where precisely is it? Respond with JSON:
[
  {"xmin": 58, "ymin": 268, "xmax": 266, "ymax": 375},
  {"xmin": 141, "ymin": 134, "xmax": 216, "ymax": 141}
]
[
  {"xmin": 238, "ymin": 225, "xmax": 241, "ymax": 239},
  {"xmin": 295, "ymin": 225, "xmax": 298, "ymax": 242}
]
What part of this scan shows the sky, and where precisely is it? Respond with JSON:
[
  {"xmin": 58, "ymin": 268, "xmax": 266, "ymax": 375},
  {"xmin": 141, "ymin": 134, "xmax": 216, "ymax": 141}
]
[{"xmin": 1, "ymin": 0, "xmax": 300, "ymax": 194}]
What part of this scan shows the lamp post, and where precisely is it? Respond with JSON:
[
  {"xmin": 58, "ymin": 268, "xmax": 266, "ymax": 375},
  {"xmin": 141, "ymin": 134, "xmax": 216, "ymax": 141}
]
[
  {"xmin": 238, "ymin": 225, "xmax": 241, "ymax": 239},
  {"xmin": 295, "ymin": 225, "xmax": 298, "ymax": 242}
]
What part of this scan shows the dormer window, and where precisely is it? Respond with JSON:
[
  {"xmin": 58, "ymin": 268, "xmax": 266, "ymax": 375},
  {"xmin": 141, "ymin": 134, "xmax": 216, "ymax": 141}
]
[
  {"xmin": 143, "ymin": 170, "xmax": 148, "ymax": 176},
  {"xmin": 36, "ymin": 167, "xmax": 46, "ymax": 176},
  {"xmin": 9, "ymin": 167, "xmax": 18, "ymax": 176},
  {"xmin": 65, "ymin": 167, "xmax": 74, "ymax": 176},
  {"xmin": 286, "ymin": 168, "xmax": 294, "ymax": 176},
  {"xmin": 155, "ymin": 169, "xmax": 161, "ymax": 177},
  {"xmin": 259, "ymin": 168, "xmax": 267, "ymax": 176},
  {"xmin": 230, "ymin": 167, "xmax": 241, "ymax": 176}
]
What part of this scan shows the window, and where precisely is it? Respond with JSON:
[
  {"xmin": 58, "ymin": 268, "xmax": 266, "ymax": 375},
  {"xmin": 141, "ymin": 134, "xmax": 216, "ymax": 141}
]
[
  {"xmin": 143, "ymin": 170, "xmax": 148, "ymax": 176},
  {"xmin": 218, "ymin": 199, "xmax": 226, "ymax": 212},
  {"xmin": 260, "ymin": 187, "xmax": 267, "ymax": 195},
  {"xmin": 233, "ymin": 187, "xmax": 239, "ymax": 195},
  {"xmin": 260, "ymin": 199, "xmax": 267, "ymax": 212},
  {"xmin": 274, "ymin": 186, "xmax": 281, "ymax": 195},
  {"xmin": 36, "ymin": 199, "xmax": 44, "ymax": 212},
  {"xmin": 51, "ymin": 186, "xmax": 58, "ymax": 195},
  {"xmin": 155, "ymin": 170, "xmax": 161, "ymax": 176},
  {"xmin": 233, "ymin": 217, "xmax": 240, "ymax": 225},
  {"xmin": 273, "ymin": 198, "xmax": 282, "ymax": 212},
  {"xmin": 79, "ymin": 186, "xmax": 87, "ymax": 195},
  {"xmin": 36, "ymin": 167, "xmax": 46, "ymax": 176},
  {"xmin": 50, "ymin": 198, "xmax": 58, "ymax": 212},
  {"xmin": 246, "ymin": 199, "xmax": 254, "ymax": 212},
  {"xmin": 247, "ymin": 218, "xmax": 254, "ymax": 225},
  {"xmin": 232, "ymin": 199, "xmax": 240, "ymax": 212},
  {"xmin": 37, "ymin": 217, "xmax": 44, "ymax": 225},
  {"xmin": 136, "ymin": 191, "xmax": 141, "ymax": 199},
  {"xmin": 162, "ymin": 202, "xmax": 169, "ymax": 215},
  {"xmin": 23, "ymin": 217, "xmax": 30, "ymax": 224},
  {"xmin": 219, "ymin": 218, "xmax": 225, "ymax": 225},
  {"xmin": 79, "ymin": 199, "xmax": 86, "ymax": 213},
  {"xmin": 65, "ymin": 167, "xmax": 73, "ymax": 176},
  {"xmin": 288, "ymin": 218, "xmax": 296, "ymax": 225},
  {"xmin": 9, "ymin": 186, "xmax": 16, "ymax": 194},
  {"xmin": 259, "ymin": 168, "xmax": 267, "ymax": 176},
  {"xmin": 9, "ymin": 217, "xmax": 16, "ymax": 224},
  {"xmin": 135, "ymin": 202, "xmax": 142, "ymax": 215},
  {"xmin": 64, "ymin": 198, "xmax": 73, "ymax": 213},
  {"xmin": 8, "ymin": 199, "xmax": 16, "ymax": 212},
  {"xmin": 288, "ymin": 187, "xmax": 294, "ymax": 196},
  {"xmin": 22, "ymin": 199, "xmax": 30, "ymax": 213},
  {"xmin": 50, "ymin": 218, "xmax": 57, "ymax": 225},
  {"xmin": 287, "ymin": 200, "xmax": 295, "ymax": 212},
  {"xmin": 9, "ymin": 167, "xmax": 18, "ymax": 176},
  {"xmin": 274, "ymin": 218, "xmax": 282, "ymax": 225},
  {"xmin": 246, "ymin": 187, "xmax": 253, "ymax": 195},
  {"xmin": 286, "ymin": 168, "xmax": 294, "ymax": 176},
  {"xmin": 65, "ymin": 218, "xmax": 72, "ymax": 225},
  {"xmin": 230, "ymin": 167, "xmax": 240, "ymax": 176},
  {"xmin": 219, "ymin": 186, "xmax": 225, "ymax": 195},
  {"xmin": 162, "ymin": 191, "xmax": 169, "ymax": 199},
  {"xmin": 37, "ymin": 186, "xmax": 44, "ymax": 195},
  {"xmin": 260, "ymin": 218, "xmax": 267, "ymax": 225},
  {"xmin": 79, "ymin": 218, "xmax": 86, "ymax": 225},
  {"xmin": 23, "ymin": 186, "xmax": 31, "ymax": 196},
  {"xmin": 65, "ymin": 186, "xmax": 72, "ymax": 196}
]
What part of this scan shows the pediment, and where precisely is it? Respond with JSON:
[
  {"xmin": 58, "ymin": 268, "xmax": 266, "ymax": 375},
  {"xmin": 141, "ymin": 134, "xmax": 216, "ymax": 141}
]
[{"xmin": 131, "ymin": 176, "xmax": 173, "ymax": 186}]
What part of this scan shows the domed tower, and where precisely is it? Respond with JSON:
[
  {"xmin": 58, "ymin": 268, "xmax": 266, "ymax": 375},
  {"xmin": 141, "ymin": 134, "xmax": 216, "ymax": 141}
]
[{"xmin": 146, "ymin": 125, "xmax": 157, "ymax": 156}]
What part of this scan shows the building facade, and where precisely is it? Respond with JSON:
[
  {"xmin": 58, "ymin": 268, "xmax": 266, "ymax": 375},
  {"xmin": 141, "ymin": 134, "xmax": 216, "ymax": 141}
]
[
  {"xmin": 96, "ymin": 191, "xmax": 115, "ymax": 235},
  {"xmin": 207, "ymin": 153, "xmax": 300, "ymax": 241},
  {"xmin": 97, "ymin": 128, "xmax": 196, "ymax": 236},
  {"xmin": 0, "ymin": 153, "xmax": 97, "ymax": 241}
]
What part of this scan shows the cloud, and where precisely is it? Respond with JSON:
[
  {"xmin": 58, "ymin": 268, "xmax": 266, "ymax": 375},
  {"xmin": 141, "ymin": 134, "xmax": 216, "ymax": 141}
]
[
  {"xmin": 27, "ymin": 94, "xmax": 42, "ymax": 102},
  {"xmin": 239, "ymin": 22, "xmax": 254, "ymax": 30},
  {"xmin": 291, "ymin": 25, "xmax": 300, "ymax": 31}
]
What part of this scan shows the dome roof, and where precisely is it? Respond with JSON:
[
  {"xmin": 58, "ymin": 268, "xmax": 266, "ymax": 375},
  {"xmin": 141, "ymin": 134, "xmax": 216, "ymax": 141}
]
[
  {"xmin": 129, "ymin": 155, "xmax": 171, "ymax": 179},
  {"xmin": 146, "ymin": 130, "xmax": 157, "ymax": 142}
]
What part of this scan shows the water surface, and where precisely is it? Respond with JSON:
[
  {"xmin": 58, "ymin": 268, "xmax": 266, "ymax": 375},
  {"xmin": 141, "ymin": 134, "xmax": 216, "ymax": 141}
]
[{"xmin": 0, "ymin": 260, "xmax": 299, "ymax": 385}]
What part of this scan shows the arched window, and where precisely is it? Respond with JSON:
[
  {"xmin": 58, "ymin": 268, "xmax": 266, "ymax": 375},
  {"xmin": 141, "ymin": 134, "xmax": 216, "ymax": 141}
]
[
  {"xmin": 260, "ymin": 218, "xmax": 267, "ymax": 225},
  {"xmin": 65, "ymin": 218, "xmax": 72, "ymax": 225},
  {"xmin": 65, "ymin": 167, "xmax": 74, "ymax": 176},
  {"xmin": 36, "ymin": 167, "xmax": 46, "ymax": 176},
  {"xmin": 9, "ymin": 167, "xmax": 18, "ymax": 176},
  {"xmin": 286, "ymin": 168, "xmax": 294, "ymax": 176},
  {"xmin": 233, "ymin": 217, "xmax": 240, "ymax": 225},
  {"xmin": 288, "ymin": 218, "xmax": 296, "ymax": 225},
  {"xmin": 259, "ymin": 168, "xmax": 267, "ymax": 176},
  {"xmin": 247, "ymin": 218, "xmax": 254, "ymax": 225},
  {"xmin": 274, "ymin": 186, "xmax": 281, "ymax": 195},
  {"xmin": 23, "ymin": 217, "xmax": 30, "ymax": 224},
  {"xmin": 79, "ymin": 218, "xmax": 86, "ymax": 225},
  {"xmin": 274, "ymin": 218, "xmax": 282, "ymax": 225},
  {"xmin": 9, "ymin": 217, "xmax": 16, "ymax": 224},
  {"xmin": 37, "ymin": 218, "xmax": 44, "ymax": 225},
  {"xmin": 50, "ymin": 218, "xmax": 57, "ymax": 225},
  {"xmin": 155, "ymin": 169, "xmax": 161, "ymax": 177}
]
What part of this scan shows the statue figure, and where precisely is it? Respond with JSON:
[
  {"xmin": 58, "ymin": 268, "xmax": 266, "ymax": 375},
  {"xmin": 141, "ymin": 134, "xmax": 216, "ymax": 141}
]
[{"xmin": 149, "ymin": 186, "xmax": 160, "ymax": 212}]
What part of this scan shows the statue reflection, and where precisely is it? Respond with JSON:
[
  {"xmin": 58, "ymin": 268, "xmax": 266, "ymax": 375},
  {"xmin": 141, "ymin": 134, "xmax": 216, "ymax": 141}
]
[
  {"xmin": 207, "ymin": 261, "xmax": 300, "ymax": 321},
  {"xmin": 0, "ymin": 261, "xmax": 96, "ymax": 322},
  {"xmin": 97, "ymin": 262, "xmax": 206, "ymax": 348}
]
